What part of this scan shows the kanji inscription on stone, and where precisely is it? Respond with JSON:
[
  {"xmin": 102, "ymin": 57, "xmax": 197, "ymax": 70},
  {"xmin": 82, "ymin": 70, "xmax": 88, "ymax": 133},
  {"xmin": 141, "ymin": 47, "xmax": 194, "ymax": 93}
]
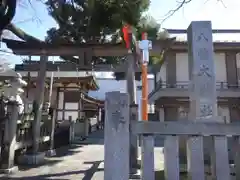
[
  {"xmin": 112, "ymin": 109, "xmax": 125, "ymax": 130},
  {"xmin": 197, "ymin": 33, "xmax": 208, "ymax": 42},
  {"xmin": 107, "ymin": 97, "xmax": 128, "ymax": 130},
  {"xmin": 198, "ymin": 64, "xmax": 212, "ymax": 77},
  {"xmin": 199, "ymin": 104, "xmax": 213, "ymax": 118}
]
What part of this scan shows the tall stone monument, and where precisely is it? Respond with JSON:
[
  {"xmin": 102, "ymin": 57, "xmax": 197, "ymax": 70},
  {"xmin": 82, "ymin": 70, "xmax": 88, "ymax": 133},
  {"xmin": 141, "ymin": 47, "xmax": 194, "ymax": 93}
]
[{"xmin": 187, "ymin": 21, "xmax": 230, "ymax": 179}]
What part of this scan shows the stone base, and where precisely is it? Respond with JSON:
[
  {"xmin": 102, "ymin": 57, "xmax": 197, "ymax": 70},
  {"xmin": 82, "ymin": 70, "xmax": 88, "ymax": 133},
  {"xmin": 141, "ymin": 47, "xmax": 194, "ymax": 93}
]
[
  {"xmin": 45, "ymin": 149, "xmax": 56, "ymax": 157},
  {"xmin": 129, "ymin": 169, "xmax": 141, "ymax": 179},
  {"xmin": 179, "ymin": 164, "xmax": 236, "ymax": 175},
  {"xmin": 137, "ymin": 157, "xmax": 141, "ymax": 169},
  {"xmin": 0, "ymin": 166, "xmax": 18, "ymax": 174},
  {"xmin": 17, "ymin": 152, "xmax": 45, "ymax": 165}
]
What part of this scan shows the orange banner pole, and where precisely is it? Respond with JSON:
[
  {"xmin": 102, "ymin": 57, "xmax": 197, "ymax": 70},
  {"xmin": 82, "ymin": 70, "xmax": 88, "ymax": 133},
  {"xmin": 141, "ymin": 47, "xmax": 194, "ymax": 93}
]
[
  {"xmin": 141, "ymin": 63, "xmax": 148, "ymax": 121},
  {"xmin": 141, "ymin": 32, "xmax": 148, "ymax": 121}
]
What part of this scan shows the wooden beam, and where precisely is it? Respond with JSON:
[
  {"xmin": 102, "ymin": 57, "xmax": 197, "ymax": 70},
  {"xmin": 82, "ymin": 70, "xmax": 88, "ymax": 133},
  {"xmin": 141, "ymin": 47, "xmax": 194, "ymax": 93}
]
[
  {"xmin": 16, "ymin": 62, "xmax": 155, "ymax": 73},
  {"xmin": 5, "ymin": 38, "xmax": 240, "ymax": 57},
  {"xmin": 131, "ymin": 121, "xmax": 240, "ymax": 136}
]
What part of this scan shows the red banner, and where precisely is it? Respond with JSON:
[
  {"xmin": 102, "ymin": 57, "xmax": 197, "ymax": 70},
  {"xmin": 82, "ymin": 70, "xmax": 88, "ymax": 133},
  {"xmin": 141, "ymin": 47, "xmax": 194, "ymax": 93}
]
[{"xmin": 122, "ymin": 25, "xmax": 131, "ymax": 49}]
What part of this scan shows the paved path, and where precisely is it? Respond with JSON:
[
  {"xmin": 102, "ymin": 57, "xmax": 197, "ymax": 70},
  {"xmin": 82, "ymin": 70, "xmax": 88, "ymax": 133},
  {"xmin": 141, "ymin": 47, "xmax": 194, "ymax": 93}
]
[
  {"xmin": 0, "ymin": 130, "xmax": 105, "ymax": 180},
  {"xmin": 0, "ymin": 130, "xmax": 166, "ymax": 180}
]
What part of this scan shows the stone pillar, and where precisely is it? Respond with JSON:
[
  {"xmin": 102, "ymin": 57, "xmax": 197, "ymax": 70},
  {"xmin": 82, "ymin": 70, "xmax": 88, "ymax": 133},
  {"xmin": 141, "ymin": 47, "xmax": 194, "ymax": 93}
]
[
  {"xmin": 104, "ymin": 91, "xmax": 129, "ymax": 180},
  {"xmin": 129, "ymin": 104, "xmax": 139, "ymax": 173},
  {"xmin": 46, "ymin": 108, "xmax": 56, "ymax": 157},
  {"xmin": 97, "ymin": 107, "xmax": 101, "ymax": 129},
  {"xmin": 78, "ymin": 91, "xmax": 82, "ymax": 118},
  {"xmin": 164, "ymin": 106, "xmax": 180, "ymax": 177},
  {"xmin": 0, "ymin": 74, "xmax": 27, "ymax": 174},
  {"xmin": 0, "ymin": 101, "xmax": 19, "ymax": 174},
  {"xmin": 187, "ymin": 21, "xmax": 230, "ymax": 179},
  {"xmin": 69, "ymin": 116, "xmax": 74, "ymax": 143}
]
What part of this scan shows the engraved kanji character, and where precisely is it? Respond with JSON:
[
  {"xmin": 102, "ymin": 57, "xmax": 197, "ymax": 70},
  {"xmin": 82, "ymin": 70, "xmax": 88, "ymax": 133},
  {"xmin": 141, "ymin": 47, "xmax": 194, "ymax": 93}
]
[
  {"xmin": 197, "ymin": 33, "xmax": 208, "ymax": 42},
  {"xmin": 198, "ymin": 64, "xmax": 211, "ymax": 77},
  {"xmin": 200, "ymin": 104, "xmax": 213, "ymax": 117}
]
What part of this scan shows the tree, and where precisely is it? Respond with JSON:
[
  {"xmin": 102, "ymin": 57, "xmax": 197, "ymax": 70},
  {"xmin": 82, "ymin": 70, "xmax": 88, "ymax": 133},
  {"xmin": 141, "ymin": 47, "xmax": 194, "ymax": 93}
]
[
  {"xmin": 45, "ymin": 0, "xmax": 156, "ymax": 80},
  {"xmin": 2, "ymin": 0, "xmax": 174, "ymax": 81},
  {"xmin": 1, "ymin": 0, "xmax": 176, "ymax": 78},
  {"xmin": 46, "ymin": 0, "xmax": 150, "ymax": 43},
  {"xmin": 45, "ymin": 0, "xmax": 150, "ymax": 64}
]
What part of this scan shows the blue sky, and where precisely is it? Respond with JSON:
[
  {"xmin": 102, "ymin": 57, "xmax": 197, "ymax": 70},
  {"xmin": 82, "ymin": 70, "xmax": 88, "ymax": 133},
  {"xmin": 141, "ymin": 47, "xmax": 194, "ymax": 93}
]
[
  {"xmin": 10, "ymin": 0, "xmax": 240, "ymax": 40},
  {"xmin": 1, "ymin": 0, "xmax": 240, "ymax": 65}
]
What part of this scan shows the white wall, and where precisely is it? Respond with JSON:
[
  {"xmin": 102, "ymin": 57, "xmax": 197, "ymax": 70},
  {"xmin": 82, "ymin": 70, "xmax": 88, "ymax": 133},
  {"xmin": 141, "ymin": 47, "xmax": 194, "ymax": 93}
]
[
  {"xmin": 65, "ymin": 103, "xmax": 78, "ymax": 110},
  {"xmin": 58, "ymin": 92, "xmax": 64, "ymax": 109},
  {"xmin": 215, "ymin": 53, "xmax": 227, "ymax": 82},
  {"xmin": 173, "ymin": 53, "xmax": 227, "ymax": 82},
  {"xmin": 176, "ymin": 53, "xmax": 189, "ymax": 82},
  {"xmin": 236, "ymin": 53, "xmax": 240, "ymax": 81}
]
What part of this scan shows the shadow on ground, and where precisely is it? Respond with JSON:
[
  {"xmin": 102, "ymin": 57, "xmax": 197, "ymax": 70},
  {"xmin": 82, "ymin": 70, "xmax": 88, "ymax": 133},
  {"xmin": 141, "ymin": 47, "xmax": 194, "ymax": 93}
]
[
  {"xmin": 1, "ymin": 160, "xmax": 103, "ymax": 180},
  {"xmin": 15, "ymin": 144, "xmax": 83, "ymax": 172},
  {"xmin": 74, "ymin": 130, "xmax": 104, "ymax": 145}
]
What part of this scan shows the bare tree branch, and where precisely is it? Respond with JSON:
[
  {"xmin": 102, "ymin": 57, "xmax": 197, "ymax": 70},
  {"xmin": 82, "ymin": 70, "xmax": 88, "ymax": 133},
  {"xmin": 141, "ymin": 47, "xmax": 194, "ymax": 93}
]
[
  {"xmin": 6, "ymin": 23, "xmax": 42, "ymax": 43},
  {"xmin": 159, "ymin": 0, "xmax": 227, "ymax": 26},
  {"xmin": 160, "ymin": 0, "xmax": 193, "ymax": 25}
]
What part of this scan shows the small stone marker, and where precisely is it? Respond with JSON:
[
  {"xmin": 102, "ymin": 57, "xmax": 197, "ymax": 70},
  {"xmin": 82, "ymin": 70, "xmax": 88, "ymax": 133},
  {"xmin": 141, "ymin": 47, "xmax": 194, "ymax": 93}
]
[{"xmin": 104, "ymin": 91, "xmax": 129, "ymax": 180}]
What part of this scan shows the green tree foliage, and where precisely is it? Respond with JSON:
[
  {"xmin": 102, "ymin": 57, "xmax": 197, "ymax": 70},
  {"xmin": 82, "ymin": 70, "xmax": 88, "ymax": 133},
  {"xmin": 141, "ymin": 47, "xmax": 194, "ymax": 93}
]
[
  {"xmin": 45, "ymin": 0, "xmax": 150, "ymax": 45},
  {"xmin": 45, "ymin": 0, "xmax": 163, "ymax": 80}
]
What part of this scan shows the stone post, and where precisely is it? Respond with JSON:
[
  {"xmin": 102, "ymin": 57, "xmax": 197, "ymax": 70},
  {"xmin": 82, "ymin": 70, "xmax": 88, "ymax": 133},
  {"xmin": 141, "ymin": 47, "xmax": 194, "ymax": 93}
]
[
  {"xmin": 129, "ymin": 104, "xmax": 139, "ymax": 172},
  {"xmin": 0, "ymin": 73, "xmax": 27, "ymax": 174},
  {"xmin": 46, "ymin": 108, "xmax": 56, "ymax": 157},
  {"xmin": 104, "ymin": 91, "xmax": 129, "ymax": 180},
  {"xmin": 187, "ymin": 21, "xmax": 230, "ymax": 180},
  {"xmin": 97, "ymin": 107, "xmax": 101, "ymax": 129},
  {"xmin": 0, "ymin": 101, "xmax": 19, "ymax": 174},
  {"xmin": 69, "ymin": 116, "xmax": 74, "ymax": 143}
]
